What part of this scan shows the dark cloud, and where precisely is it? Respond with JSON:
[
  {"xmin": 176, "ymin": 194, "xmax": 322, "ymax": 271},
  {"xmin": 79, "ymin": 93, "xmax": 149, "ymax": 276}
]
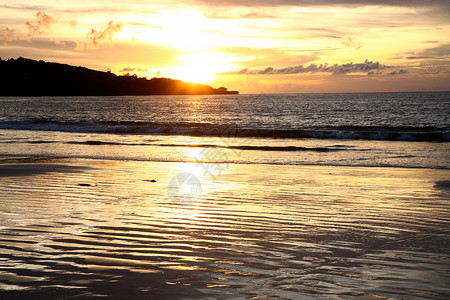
[
  {"xmin": 0, "ymin": 4, "xmax": 49, "ymax": 11},
  {"xmin": 86, "ymin": 21, "xmax": 122, "ymax": 48},
  {"xmin": 6, "ymin": 38, "xmax": 77, "ymax": 50},
  {"xmin": 388, "ymin": 70, "xmax": 407, "ymax": 75},
  {"xmin": 0, "ymin": 3, "xmax": 127, "ymax": 14},
  {"xmin": 231, "ymin": 60, "xmax": 399, "ymax": 75},
  {"xmin": 406, "ymin": 56, "xmax": 432, "ymax": 60},
  {"xmin": 405, "ymin": 44, "xmax": 450, "ymax": 60},
  {"xmin": 420, "ymin": 44, "xmax": 450, "ymax": 58},
  {"xmin": 0, "ymin": 38, "xmax": 77, "ymax": 51},
  {"xmin": 55, "ymin": 40, "xmax": 78, "ymax": 49},
  {"xmin": 192, "ymin": 0, "xmax": 450, "ymax": 7}
]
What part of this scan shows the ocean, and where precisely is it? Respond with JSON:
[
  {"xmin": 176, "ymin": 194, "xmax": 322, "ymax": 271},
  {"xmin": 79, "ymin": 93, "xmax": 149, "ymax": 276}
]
[
  {"xmin": 0, "ymin": 92, "xmax": 449, "ymax": 168},
  {"xmin": 0, "ymin": 92, "xmax": 449, "ymax": 299}
]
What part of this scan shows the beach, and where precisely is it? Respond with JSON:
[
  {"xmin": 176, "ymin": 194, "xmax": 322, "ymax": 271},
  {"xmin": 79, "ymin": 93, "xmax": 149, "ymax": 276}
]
[
  {"xmin": 0, "ymin": 92, "xmax": 449, "ymax": 298},
  {"xmin": 1, "ymin": 157, "xmax": 449, "ymax": 299},
  {"xmin": 1, "ymin": 0, "xmax": 450, "ymax": 296}
]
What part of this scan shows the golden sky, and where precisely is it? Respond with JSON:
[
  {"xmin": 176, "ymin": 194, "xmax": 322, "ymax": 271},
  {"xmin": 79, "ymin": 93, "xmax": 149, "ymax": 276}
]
[{"xmin": 1, "ymin": 0, "xmax": 449, "ymax": 93}]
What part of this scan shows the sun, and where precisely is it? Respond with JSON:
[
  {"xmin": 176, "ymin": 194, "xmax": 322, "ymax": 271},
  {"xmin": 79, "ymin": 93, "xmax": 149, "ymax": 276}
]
[
  {"xmin": 169, "ymin": 51, "xmax": 237, "ymax": 84},
  {"xmin": 119, "ymin": 8, "xmax": 252, "ymax": 84}
]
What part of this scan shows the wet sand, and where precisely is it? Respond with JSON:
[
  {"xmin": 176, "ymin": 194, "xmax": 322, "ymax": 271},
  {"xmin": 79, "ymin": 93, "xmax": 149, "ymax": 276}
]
[
  {"xmin": 0, "ymin": 158, "xmax": 449, "ymax": 299},
  {"xmin": 0, "ymin": 164, "xmax": 88, "ymax": 177}
]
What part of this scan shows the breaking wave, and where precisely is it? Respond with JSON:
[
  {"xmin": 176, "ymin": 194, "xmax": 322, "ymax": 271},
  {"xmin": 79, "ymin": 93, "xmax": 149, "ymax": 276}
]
[{"xmin": 0, "ymin": 119, "xmax": 448, "ymax": 142}]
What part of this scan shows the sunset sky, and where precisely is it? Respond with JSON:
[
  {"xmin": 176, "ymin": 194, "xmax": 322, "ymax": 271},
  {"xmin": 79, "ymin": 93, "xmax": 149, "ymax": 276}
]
[{"xmin": 1, "ymin": 0, "xmax": 449, "ymax": 93}]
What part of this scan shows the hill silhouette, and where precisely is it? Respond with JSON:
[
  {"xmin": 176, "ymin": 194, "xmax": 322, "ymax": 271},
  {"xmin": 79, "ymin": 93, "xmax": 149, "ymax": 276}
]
[{"xmin": 0, "ymin": 57, "xmax": 238, "ymax": 96}]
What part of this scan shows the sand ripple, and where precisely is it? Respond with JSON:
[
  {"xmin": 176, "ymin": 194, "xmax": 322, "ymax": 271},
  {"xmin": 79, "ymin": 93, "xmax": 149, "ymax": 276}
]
[{"xmin": 0, "ymin": 159, "xmax": 449, "ymax": 299}]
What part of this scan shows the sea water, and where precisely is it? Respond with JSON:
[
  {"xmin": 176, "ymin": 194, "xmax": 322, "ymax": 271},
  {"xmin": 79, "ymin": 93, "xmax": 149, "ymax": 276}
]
[
  {"xmin": 0, "ymin": 92, "xmax": 449, "ymax": 299},
  {"xmin": 0, "ymin": 92, "xmax": 449, "ymax": 169}
]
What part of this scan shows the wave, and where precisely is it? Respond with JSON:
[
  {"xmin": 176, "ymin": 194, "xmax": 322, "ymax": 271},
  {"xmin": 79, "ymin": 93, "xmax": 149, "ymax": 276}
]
[
  {"xmin": 1, "ymin": 139, "xmax": 348, "ymax": 152},
  {"xmin": 0, "ymin": 153, "xmax": 448, "ymax": 170},
  {"xmin": 24, "ymin": 140, "xmax": 346, "ymax": 152},
  {"xmin": 0, "ymin": 119, "xmax": 448, "ymax": 142}
]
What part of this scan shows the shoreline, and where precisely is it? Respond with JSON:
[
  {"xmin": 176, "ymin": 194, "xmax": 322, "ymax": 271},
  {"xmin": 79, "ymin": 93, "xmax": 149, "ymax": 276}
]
[{"xmin": 0, "ymin": 154, "xmax": 449, "ymax": 171}]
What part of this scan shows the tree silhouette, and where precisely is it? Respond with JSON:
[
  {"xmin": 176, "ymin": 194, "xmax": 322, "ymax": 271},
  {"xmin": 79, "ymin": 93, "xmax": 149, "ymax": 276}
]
[{"xmin": 0, "ymin": 57, "xmax": 238, "ymax": 96}]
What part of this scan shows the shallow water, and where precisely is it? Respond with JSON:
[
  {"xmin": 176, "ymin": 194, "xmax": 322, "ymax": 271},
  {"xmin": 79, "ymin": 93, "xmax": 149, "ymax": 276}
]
[
  {"xmin": 1, "ymin": 130, "xmax": 449, "ymax": 169},
  {"xmin": 0, "ymin": 159, "xmax": 449, "ymax": 299}
]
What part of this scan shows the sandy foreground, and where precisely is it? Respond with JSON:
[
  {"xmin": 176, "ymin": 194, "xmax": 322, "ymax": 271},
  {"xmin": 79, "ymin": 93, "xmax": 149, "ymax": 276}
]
[{"xmin": 0, "ymin": 157, "xmax": 449, "ymax": 299}]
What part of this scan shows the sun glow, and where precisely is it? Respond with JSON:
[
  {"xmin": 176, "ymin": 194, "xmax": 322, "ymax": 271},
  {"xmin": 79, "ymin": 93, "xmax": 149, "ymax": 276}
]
[{"xmin": 169, "ymin": 52, "xmax": 240, "ymax": 84}]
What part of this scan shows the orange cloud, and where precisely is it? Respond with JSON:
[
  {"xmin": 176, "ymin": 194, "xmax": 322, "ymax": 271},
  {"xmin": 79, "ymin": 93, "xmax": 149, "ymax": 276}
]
[
  {"xmin": 86, "ymin": 21, "xmax": 122, "ymax": 48},
  {"xmin": 0, "ymin": 11, "xmax": 54, "ymax": 44},
  {"xmin": 26, "ymin": 11, "xmax": 54, "ymax": 37},
  {"xmin": 0, "ymin": 27, "xmax": 17, "ymax": 43}
]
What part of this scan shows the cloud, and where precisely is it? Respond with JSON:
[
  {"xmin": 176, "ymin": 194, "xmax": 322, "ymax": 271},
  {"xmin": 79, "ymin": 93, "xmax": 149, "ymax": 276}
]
[
  {"xmin": 0, "ymin": 4, "xmax": 49, "ymax": 11},
  {"xmin": 0, "ymin": 11, "xmax": 78, "ymax": 52},
  {"xmin": 192, "ymin": 0, "xmax": 450, "ymax": 7},
  {"xmin": 68, "ymin": 20, "xmax": 78, "ymax": 29},
  {"xmin": 418, "ymin": 44, "xmax": 450, "ymax": 58},
  {"xmin": 26, "ymin": 11, "xmax": 54, "ymax": 37},
  {"xmin": 387, "ymin": 69, "xmax": 407, "ymax": 75},
  {"xmin": 231, "ymin": 60, "xmax": 396, "ymax": 75},
  {"xmin": 55, "ymin": 6, "xmax": 126, "ymax": 14},
  {"xmin": 86, "ymin": 21, "xmax": 122, "ymax": 48},
  {"xmin": 0, "ymin": 11, "xmax": 54, "ymax": 44},
  {"xmin": 119, "ymin": 67, "xmax": 148, "ymax": 73},
  {"xmin": 205, "ymin": 10, "xmax": 276, "ymax": 19},
  {"xmin": 405, "ymin": 44, "xmax": 450, "ymax": 60},
  {"xmin": 214, "ymin": 46, "xmax": 319, "ymax": 69},
  {"xmin": 406, "ymin": 56, "xmax": 432, "ymax": 60},
  {"xmin": 0, "ymin": 27, "xmax": 17, "ymax": 43},
  {"xmin": 340, "ymin": 37, "xmax": 361, "ymax": 49},
  {"xmin": 0, "ymin": 37, "xmax": 77, "ymax": 53}
]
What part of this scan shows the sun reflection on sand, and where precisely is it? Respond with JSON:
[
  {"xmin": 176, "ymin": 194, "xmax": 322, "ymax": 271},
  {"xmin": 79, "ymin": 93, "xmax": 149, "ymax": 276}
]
[{"xmin": 0, "ymin": 159, "xmax": 449, "ymax": 298}]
